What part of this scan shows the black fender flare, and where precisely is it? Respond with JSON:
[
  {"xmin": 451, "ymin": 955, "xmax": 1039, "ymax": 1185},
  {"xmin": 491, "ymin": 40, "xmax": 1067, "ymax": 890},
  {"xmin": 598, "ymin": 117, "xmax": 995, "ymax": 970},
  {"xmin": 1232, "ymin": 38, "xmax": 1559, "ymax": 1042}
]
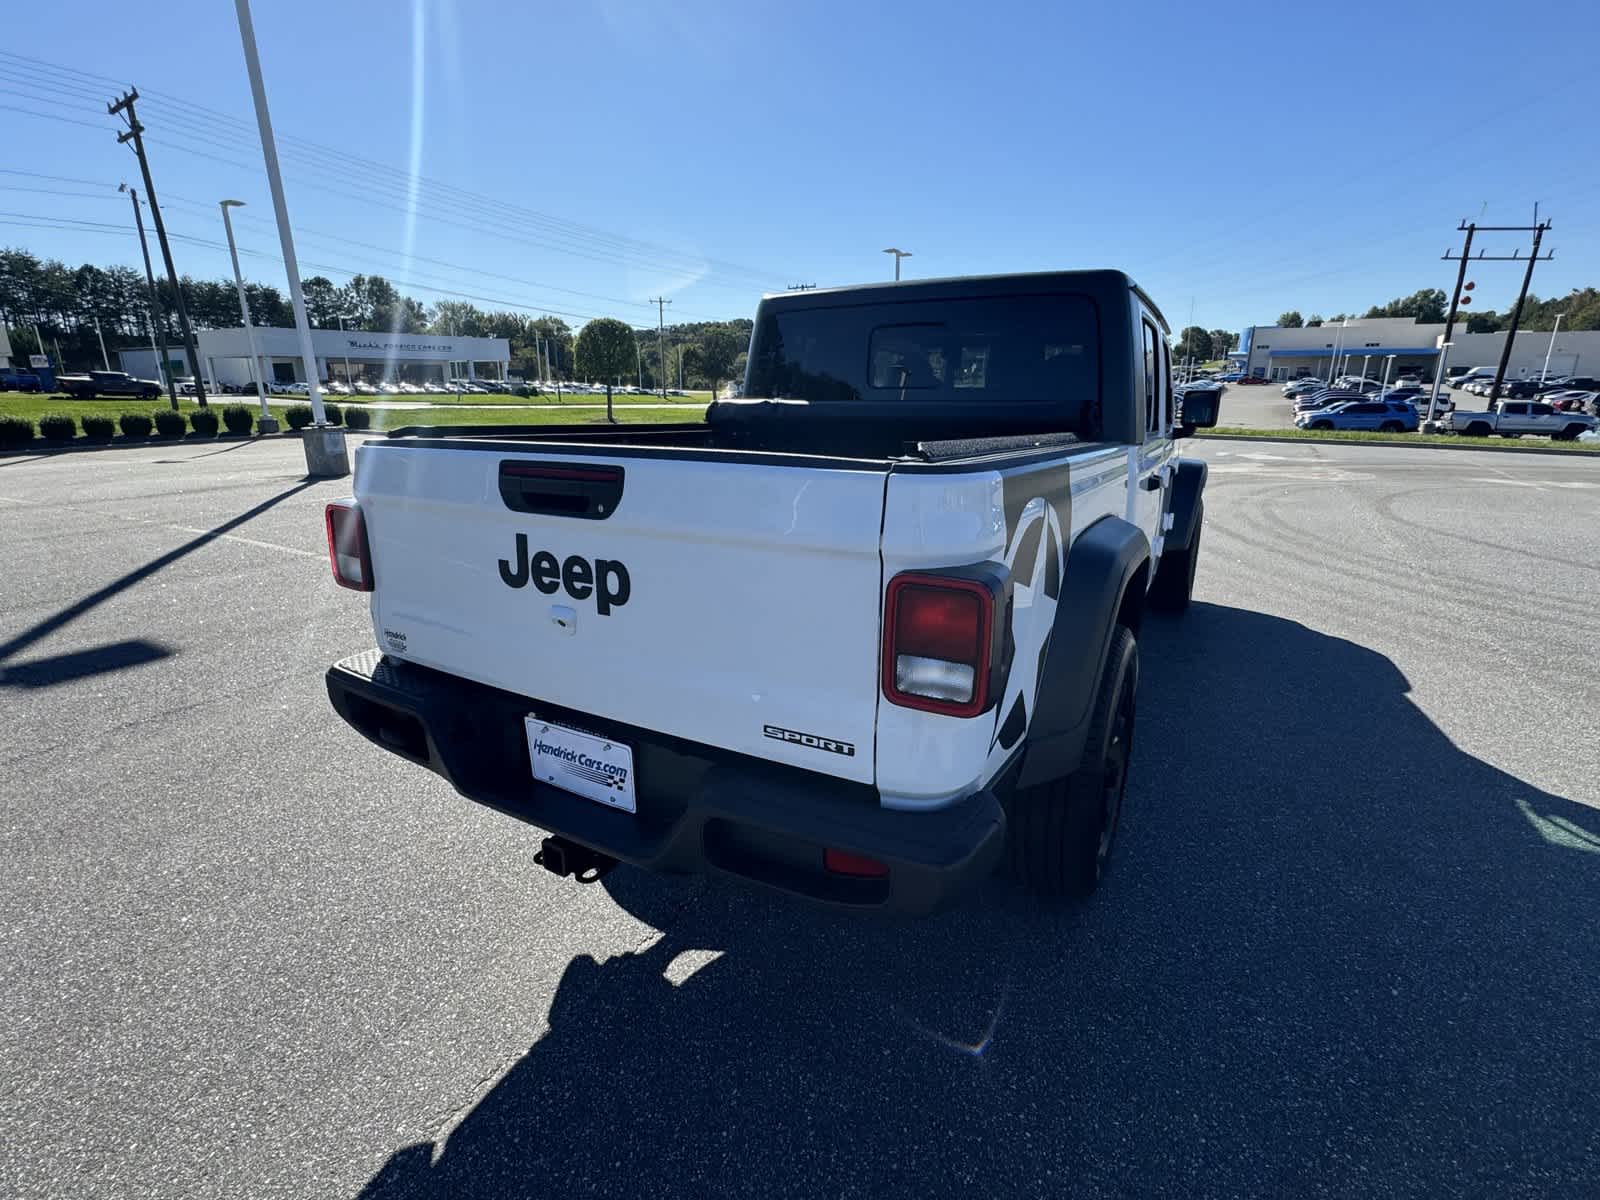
[
  {"xmin": 1165, "ymin": 458, "xmax": 1207, "ymax": 553},
  {"xmin": 1016, "ymin": 516, "xmax": 1150, "ymax": 790}
]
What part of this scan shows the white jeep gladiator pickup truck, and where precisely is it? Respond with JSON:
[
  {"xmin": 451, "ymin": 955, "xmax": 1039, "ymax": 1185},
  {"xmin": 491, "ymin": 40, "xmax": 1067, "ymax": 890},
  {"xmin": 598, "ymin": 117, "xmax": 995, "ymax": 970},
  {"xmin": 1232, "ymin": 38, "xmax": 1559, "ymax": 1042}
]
[
  {"xmin": 323, "ymin": 271, "xmax": 1219, "ymax": 914},
  {"xmin": 1446, "ymin": 400, "xmax": 1597, "ymax": 441}
]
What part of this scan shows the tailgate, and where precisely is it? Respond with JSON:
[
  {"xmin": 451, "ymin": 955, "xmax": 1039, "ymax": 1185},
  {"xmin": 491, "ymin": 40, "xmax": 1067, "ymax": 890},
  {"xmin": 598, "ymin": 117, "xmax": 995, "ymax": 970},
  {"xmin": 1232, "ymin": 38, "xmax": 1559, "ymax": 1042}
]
[{"xmin": 354, "ymin": 443, "xmax": 888, "ymax": 784}]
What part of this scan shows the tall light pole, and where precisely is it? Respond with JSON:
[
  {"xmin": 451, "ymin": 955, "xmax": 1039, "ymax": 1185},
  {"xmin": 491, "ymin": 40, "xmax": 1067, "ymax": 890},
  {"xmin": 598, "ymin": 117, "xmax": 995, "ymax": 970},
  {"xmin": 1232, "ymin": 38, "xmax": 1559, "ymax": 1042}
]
[
  {"xmin": 219, "ymin": 200, "xmax": 278, "ymax": 432},
  {"xmin": 337, "ymin": 314, "xmax": 355, "ymax": 392},
  {"xmin": 1424, "ymin": 341, "xmax": 1453, "ymax": 428},
  {"xmin": 1539, "ymin": 312, "xmax": 1565, "ymax": 384},
  {"xmin": 93, "ymin": 317, "xmax": 110, "ymax": 371},
  {"xmin": 883, "ymin": 247, "xmax": 912, "ymax": 281},
  {"xmin": 233, "ymin": 0, "xmax": 346, "ymax": 476},
  {"xmin": 1378, "ymin": 353, "xmax": 1396, "ymax": 401}
]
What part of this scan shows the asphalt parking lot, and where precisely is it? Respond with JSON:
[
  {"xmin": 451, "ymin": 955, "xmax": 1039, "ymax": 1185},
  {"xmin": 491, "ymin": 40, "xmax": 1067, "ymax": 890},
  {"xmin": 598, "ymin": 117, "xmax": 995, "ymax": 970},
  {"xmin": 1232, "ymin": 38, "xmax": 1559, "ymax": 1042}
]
[{"xmin": 3, "ymin": 436, "xmax": 1598, "ymax": 1198}]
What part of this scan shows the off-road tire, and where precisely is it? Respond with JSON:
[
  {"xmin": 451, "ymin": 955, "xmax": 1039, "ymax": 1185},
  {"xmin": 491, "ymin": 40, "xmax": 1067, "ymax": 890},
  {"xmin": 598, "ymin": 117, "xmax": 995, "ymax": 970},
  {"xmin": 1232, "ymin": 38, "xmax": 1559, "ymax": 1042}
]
[{"xmin": 1007, "ymin": 625, "xmax": 1138, "ymax": 899}]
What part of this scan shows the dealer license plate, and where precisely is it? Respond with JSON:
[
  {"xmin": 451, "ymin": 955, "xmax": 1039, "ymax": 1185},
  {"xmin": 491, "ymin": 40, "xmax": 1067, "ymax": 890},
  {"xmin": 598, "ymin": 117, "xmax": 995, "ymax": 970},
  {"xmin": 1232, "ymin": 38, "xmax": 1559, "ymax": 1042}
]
[{"xmin": 524, "ymin": 718, "xmax": 637, "ymax": 814}]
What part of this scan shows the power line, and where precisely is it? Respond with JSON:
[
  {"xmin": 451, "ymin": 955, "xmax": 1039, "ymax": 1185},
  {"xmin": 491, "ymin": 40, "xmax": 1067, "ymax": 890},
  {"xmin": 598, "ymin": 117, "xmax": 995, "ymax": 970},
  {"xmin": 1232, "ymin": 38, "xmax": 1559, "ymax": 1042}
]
[{"xmin": 0, "ymin": 58, "xmax": 788, "ymax": 291}]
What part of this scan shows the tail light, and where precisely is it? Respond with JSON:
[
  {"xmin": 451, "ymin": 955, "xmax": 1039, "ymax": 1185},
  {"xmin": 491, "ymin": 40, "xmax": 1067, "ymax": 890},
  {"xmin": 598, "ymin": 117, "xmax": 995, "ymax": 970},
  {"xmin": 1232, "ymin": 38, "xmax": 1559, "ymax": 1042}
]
[
  {"xmin": 882, "ymin": 570, "xmax": 1006, "ymax": 718},
  {"xmin": 325, "ymin": 500, "xmax": 373, "ymax": 591}
]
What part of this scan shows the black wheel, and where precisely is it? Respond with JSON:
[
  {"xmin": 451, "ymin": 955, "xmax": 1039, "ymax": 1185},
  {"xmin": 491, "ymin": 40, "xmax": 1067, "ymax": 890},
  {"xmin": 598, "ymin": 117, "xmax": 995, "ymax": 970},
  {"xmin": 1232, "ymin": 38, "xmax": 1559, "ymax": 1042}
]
[
  {"xmin": 1007, "ymin": 625, "xmax": 1138, "ymax": 899},
  {"xmin": 1379, "ymin": 421, "xmax": 1402, "ymax": 432},
  {"xmin": 1464, "ymin": 422, "xmax": 1491, "ymax": 437},
  {"xmin": 1312, "ymin": 420, "xmax": 1333, "ymax": 430},
  {"xmin": 1150, "ymin": 501, "xmax": 1202, "ymax": 614},
  {"xmin": 1558, "ymin": 425, "xmax": 1584, "ymax": 441}
]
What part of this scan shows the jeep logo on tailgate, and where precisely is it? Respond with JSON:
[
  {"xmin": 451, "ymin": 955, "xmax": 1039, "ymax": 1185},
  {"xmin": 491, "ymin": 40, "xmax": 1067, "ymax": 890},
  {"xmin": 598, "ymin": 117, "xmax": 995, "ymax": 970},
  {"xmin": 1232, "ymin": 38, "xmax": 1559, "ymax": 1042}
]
[{"xmin": 498, "ymin": 533, "xmax": 631, "ymax": 615}]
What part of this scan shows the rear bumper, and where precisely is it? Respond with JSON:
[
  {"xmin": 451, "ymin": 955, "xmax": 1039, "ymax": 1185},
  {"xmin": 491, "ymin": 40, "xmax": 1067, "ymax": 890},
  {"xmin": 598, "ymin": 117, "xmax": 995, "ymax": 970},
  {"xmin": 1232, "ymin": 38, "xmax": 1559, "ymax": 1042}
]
[{"xmin": 325, "ymin": 651, "xmax": 1004, "ymax": 915}]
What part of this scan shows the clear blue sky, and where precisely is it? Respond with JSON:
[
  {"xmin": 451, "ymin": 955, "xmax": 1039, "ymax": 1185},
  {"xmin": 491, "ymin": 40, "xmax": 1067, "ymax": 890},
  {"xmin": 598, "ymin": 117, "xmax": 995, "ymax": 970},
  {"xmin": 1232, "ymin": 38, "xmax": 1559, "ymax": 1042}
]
[{"xmin": 3, "ymin": 0, "xmax": 1597, "ymax": 335}]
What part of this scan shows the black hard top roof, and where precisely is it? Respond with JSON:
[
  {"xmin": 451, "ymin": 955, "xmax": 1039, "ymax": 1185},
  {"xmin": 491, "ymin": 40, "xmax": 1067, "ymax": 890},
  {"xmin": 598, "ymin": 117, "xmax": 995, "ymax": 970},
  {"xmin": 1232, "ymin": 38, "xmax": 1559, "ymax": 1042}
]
[{"xmin": 758, "ymin": 269, "xmax": 1169, "ymax": 335}]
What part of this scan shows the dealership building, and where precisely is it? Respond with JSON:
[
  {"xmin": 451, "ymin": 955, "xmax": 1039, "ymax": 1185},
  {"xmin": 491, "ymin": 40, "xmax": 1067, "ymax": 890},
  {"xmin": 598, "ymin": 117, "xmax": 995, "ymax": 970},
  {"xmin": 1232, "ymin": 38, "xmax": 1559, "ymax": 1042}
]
[
  {"xmin": 1231, "ymin": 318, "xmax": 1600, "ymax": 383},
  {"xmin": 118, "ymin": 327, "xmax": 511, "ymax": 389}
]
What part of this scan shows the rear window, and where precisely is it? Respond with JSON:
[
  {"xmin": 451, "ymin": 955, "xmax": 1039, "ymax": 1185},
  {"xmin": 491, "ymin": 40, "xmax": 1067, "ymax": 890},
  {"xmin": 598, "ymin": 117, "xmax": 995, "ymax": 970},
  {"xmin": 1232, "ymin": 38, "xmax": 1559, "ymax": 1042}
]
[{"xmin": 746, "ymin": 294, "xmax": 1100, "ymax": 406}]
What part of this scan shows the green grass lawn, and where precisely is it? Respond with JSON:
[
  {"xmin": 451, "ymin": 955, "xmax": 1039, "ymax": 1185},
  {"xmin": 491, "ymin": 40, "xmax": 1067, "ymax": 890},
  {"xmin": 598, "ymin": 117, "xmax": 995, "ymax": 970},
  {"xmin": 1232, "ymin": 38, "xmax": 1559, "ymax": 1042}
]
[
  {"xmin": 268, "ymin": 388, "xmax": 713, "ymax": 406},
  {"xmin": 0, "ymin": 391, "xmax": 707, "ymax": 447},
  {"xmin": 1201, "ymin": 425, "xmax": 1600, "ymax": 454}
]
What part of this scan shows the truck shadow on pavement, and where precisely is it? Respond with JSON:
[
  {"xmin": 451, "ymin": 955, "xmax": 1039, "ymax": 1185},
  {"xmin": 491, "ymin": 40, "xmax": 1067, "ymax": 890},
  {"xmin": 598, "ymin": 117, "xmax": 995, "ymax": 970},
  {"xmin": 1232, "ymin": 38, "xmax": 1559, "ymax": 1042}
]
[{"xmin": 359, "ymin": 603, "xmax": 1600, "ymax": 1198}]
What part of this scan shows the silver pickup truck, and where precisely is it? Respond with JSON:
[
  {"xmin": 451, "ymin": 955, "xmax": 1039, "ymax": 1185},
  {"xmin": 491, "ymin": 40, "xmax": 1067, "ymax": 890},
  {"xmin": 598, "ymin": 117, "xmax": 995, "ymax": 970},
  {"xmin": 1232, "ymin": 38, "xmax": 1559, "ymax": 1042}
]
[{"xmin": 1446, "ymin": 400, "xmax": 1598, "ymax": 441}]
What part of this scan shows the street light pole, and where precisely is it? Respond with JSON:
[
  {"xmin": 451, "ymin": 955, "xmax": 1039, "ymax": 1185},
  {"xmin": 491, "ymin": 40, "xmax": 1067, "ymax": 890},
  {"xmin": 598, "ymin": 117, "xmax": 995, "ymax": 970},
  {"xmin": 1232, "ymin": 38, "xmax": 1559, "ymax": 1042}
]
[
  {"xmin": 1379, "ymin": 354, "xmax": 1396, "ymax": 402},
  {"xmin": 94, "ymin": 317, "xmax": 110, "ymax": 370},
  {"xmin": 1425, "ymin": 341, "xmax": 1453, "ymax": 427},
  {"xmin": 337, "ymin": 315, "xmax": 354, "ymax": 392},
  {"xmin": 233, "ymin": 0, "xmax": 347, "ymax": 476},
  {"xmin": 220, "ymin": 200, "xmax": 278, "ymax": 432},
  {"xmin": 883, "ymin": 247, "xmax": 912, "ymax": 281},
  {"xmin": 1539, "ymin": 312, "xmax": 1565, "ymax": 384}
]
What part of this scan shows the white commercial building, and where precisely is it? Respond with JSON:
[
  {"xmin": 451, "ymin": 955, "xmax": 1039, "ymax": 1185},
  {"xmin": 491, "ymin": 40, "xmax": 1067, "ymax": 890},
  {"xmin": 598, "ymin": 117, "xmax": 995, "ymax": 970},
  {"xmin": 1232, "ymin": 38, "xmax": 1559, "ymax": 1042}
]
[
  {"xmin": 1232, "ymin": 318, "xmax": 1599, "ymax": 383},
  {"xmin": 118, "ymin": 327, "xmax": 510, "ymax": 389}
]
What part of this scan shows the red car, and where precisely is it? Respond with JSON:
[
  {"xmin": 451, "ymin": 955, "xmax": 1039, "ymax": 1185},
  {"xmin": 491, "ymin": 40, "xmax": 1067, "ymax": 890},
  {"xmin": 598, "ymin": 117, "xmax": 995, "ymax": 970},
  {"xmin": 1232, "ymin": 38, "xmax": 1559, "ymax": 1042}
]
[{"xmin": 1236, "ymin": 376, "xmax": 1269, "ymax": 385}]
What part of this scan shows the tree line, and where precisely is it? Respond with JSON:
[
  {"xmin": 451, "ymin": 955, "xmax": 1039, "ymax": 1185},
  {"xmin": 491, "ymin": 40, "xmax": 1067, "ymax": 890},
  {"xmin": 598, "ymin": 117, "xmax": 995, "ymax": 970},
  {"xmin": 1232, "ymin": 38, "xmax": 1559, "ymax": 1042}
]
[
  {"xmin": 0, "ymin": 245, "xmax": 752, "ymax": 389},
  {"xmin": 1276, "ymin": 286, "xmax": 1600, "ymax": 333}
]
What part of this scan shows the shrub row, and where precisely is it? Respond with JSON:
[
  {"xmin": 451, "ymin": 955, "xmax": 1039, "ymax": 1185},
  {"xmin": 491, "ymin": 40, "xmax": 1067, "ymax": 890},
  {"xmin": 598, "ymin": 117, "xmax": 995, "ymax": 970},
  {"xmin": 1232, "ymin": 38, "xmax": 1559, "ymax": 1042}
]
[
  {"xmin": 284, "ymin": 402, "xmax": 351, "ymax": 428},
  {"xmin": 0, "ymin": 401, "xmax": 372, "ymax": 449}
]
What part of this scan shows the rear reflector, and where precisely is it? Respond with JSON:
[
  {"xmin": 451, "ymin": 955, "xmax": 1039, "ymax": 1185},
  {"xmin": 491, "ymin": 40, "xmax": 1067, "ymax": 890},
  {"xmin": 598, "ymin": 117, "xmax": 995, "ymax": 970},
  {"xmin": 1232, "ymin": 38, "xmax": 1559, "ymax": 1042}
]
[
  {"xmin": 325, "ymin": 500, "xmax": 373, "ymax": 591},
  {"xmin": 823, "ymin": 848, "xmax": 890, "ymax": 878},
  {"xmin": 882, "ymin": 572, "xmax": 995, "ymax": 717}
]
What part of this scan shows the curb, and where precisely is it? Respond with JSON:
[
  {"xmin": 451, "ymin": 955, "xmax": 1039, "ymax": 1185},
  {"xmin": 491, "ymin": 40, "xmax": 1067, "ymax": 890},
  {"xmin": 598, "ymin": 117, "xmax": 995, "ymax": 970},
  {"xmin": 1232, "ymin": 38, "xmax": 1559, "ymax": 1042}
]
[{"xmin": 1196, "ymin": 432, "xmax": 1600, "ymax": 459}]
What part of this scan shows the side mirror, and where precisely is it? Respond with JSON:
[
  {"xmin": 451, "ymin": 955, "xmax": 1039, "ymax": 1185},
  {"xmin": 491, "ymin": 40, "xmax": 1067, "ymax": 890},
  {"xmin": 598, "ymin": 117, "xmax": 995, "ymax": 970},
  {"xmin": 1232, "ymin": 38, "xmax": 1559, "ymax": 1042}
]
[{"xmin": 1173, "ymin": 387, "xmax": 1221, "ymax": 438}]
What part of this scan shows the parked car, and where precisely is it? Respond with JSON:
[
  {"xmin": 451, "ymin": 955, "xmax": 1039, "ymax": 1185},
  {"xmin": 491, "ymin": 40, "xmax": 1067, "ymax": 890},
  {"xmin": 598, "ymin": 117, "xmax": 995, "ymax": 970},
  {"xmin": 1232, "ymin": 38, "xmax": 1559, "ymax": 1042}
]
[
  {"xmin": 58, "ymin": 369, "xmax": 165, "ymax": 400},
  {"xmin": 1283, "ymin": 378, "xmax": 1325, "ymax": 396},
  {"xmin": 1553, "ymin": 375, "xmax": 1599, "ymax": 393},
  {"xmin": 0, "ymin": 368, "xmax": 43, "ymax": 392},
  {"xmin": 1293, "ymin": 390, "xmax": 1365, "ymax": 413},
  {"xmin": 1296, "ymin": 400, "xmax": 1419, "ymax": 433},
  {"xmin": 1446, "ymin": 400, "xmax": 1598, "ymax": 441},
  {"xmin": 1236, "ymin": 375, "xmax": 1269, "ymax": 385},
  {"xmin": 1219, "ymin": 372, "xmax": 1244, "ymax": 382},
  {"xmin": 1542, "ymin": 390, "xmax": 1598, "ymax": 413}
]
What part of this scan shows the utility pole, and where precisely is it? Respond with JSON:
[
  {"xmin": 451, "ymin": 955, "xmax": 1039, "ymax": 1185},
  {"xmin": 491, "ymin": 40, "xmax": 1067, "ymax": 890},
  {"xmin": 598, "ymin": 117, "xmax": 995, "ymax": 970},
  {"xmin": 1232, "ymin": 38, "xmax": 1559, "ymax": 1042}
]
[
  {"xmin": 1426, "ymin": 222, "xmax": 1476, "ymax": 425},
  {"xmin": 93, "ymin": 316, "xmax": 110, "ymax": 370},
  {"xmin": 1484, "ymin": 218, "xmax": 1553, "ymax": 407},
  {"xmin": 650, "ymin": 297, "xmax": 671, "ymax": 399},
  {"xmin": 119, "ymin": 182, "xmax": 175, "ymax": 408},
  {"xmin": 108, "ymin": 88, "xmax": 207, "ymax": 406},
  {"xmin": 883, "ymin": 248, "xmax": 912, "ymax": 281}
]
